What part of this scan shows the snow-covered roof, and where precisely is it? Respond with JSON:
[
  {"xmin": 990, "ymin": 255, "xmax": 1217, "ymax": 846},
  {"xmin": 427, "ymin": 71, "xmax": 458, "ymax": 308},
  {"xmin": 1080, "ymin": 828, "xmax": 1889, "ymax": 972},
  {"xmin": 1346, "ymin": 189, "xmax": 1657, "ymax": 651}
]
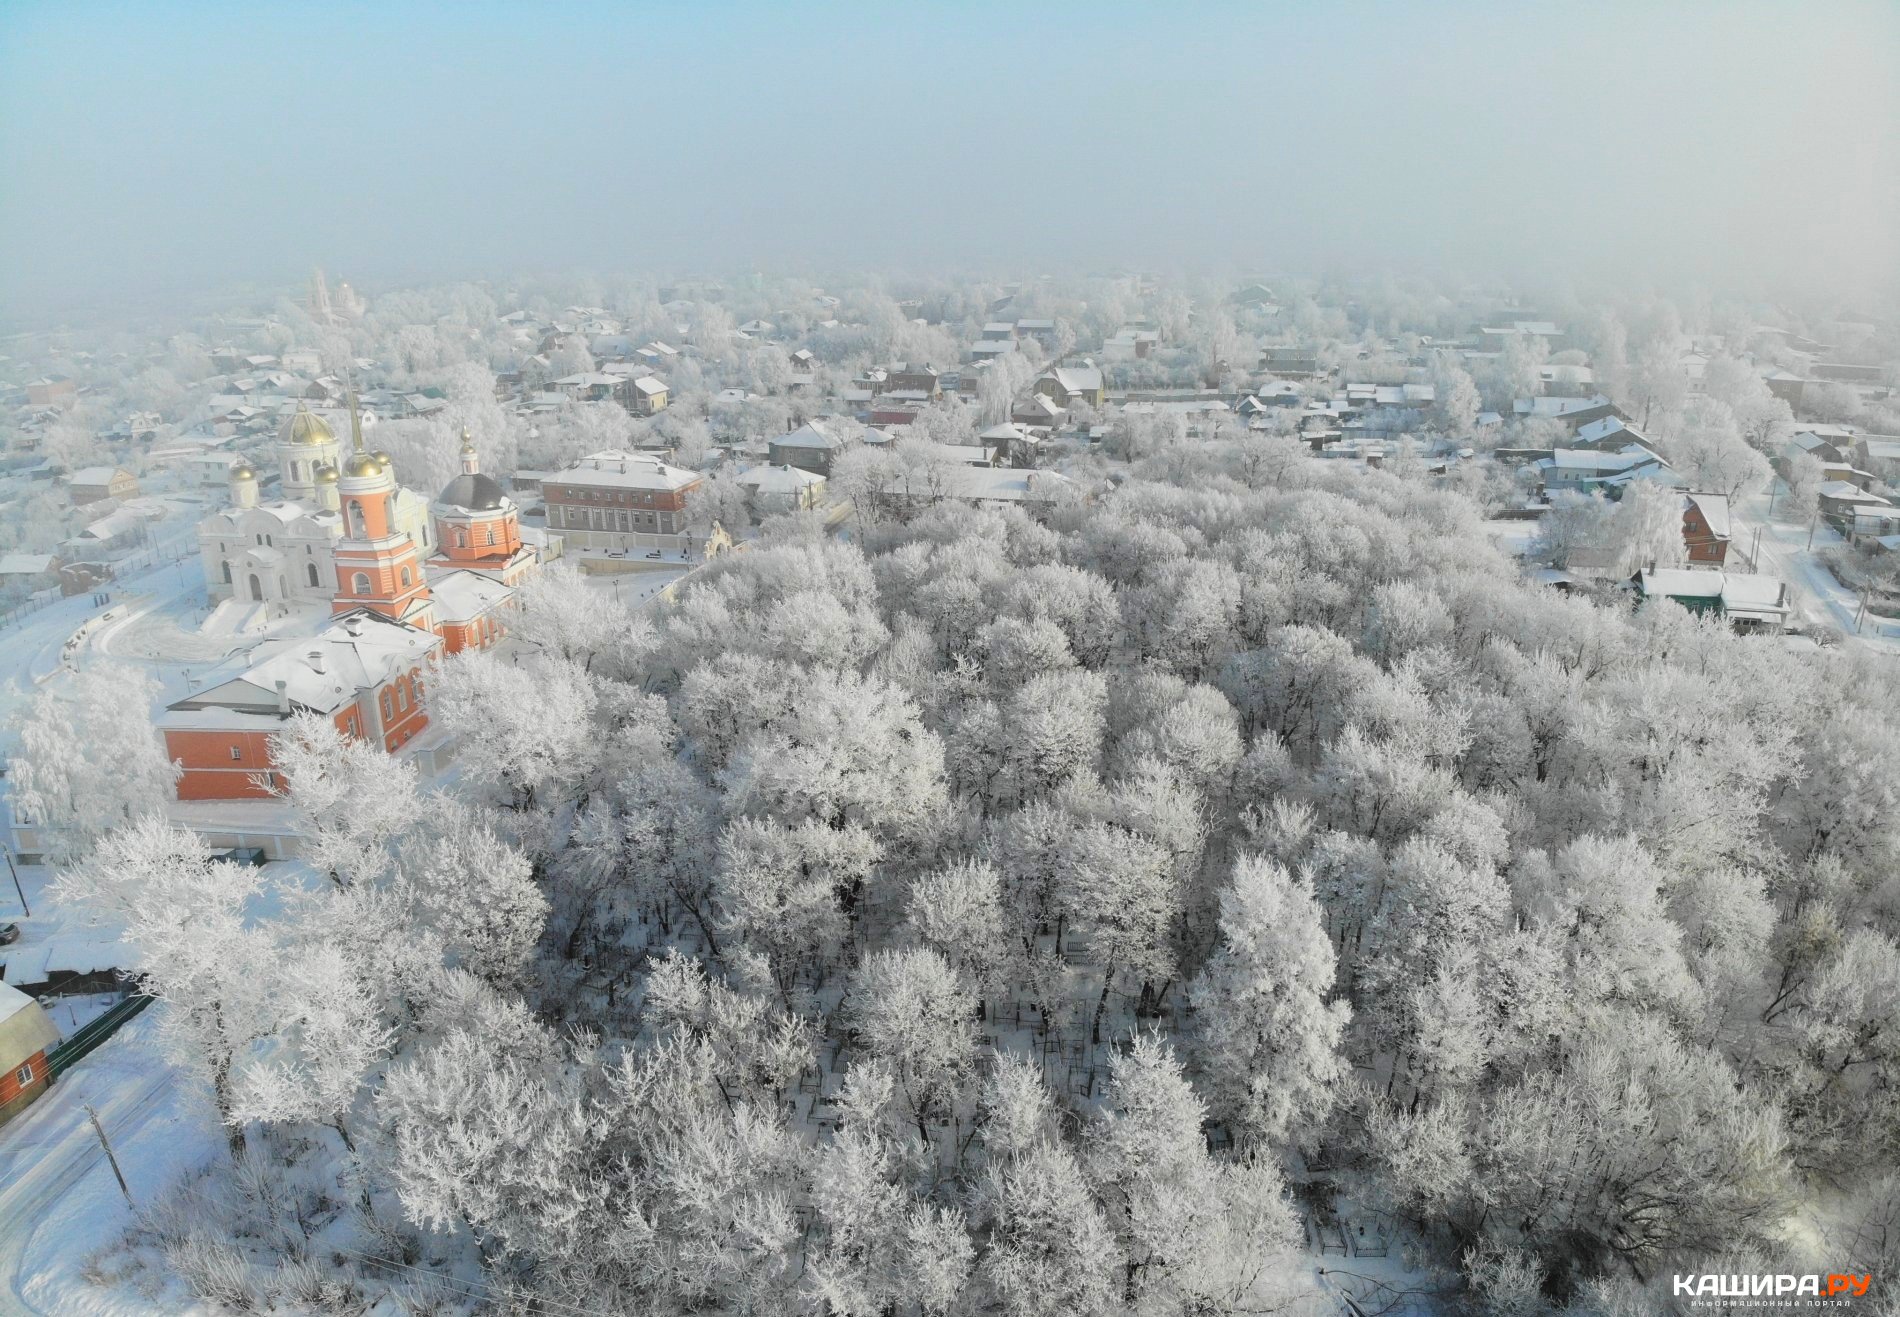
[
  {"xmin": 0, "ymin": 553, "xmax": 57, "ymax": 575},
  {"xmin": 773, "ymin": 419, "xmax": 858, "ymax": 451},
  {"xmin": 736, "ymin": 463, "xmax": 826, "ymax": 493},
  {"xmin": 1046, "ymin": 366, "xmax": 1104, "ymax": 393},
  {"xmin": 430, "ymin": 569, "xmax": 513, "ymax": 624},
  {"xmin": 557, "ymin": 451, "xmax": 701, "ymax": 492},
  {"xmin": 68, "ymin": 465, "xmax": 131, "ymax": 486},
  {"xmin": 1685, "ymin": 492, "xmax": 1732, "ymax": 541},
  {"xmin": 0, "ymin": 981, "xmax": 48, "ymax": 1029},
  {"xmin": 165, "ymin": 609, "xmax": 439, "ymax": 723},
  {"xmin": 1817, "ymin": 481, "xmax": 1889, "ymax": 504}
]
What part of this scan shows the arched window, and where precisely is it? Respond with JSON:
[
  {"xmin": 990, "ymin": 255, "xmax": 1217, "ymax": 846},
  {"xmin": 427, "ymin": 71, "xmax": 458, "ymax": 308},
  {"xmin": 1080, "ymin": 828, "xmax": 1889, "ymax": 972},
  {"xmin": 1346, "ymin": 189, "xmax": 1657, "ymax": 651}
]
[
  {"xmin": 306, "ymin": 562, "xmax": 320, "ymax": 587},
  {"xmin": 221, "ymin": 561, "xmax": 232, "ymax": 584},
  {"xmin": 247, "ymin": 573, "xmax": 263, "ymax": 601},
  {"xmin": 400, "ymin": 566, "xmax": 412, "ymax": 587},
  {"xmin": 486, "ymin": 525, "xmax": 496, "ymax": 545},
  {"xmin": 277, "ymin": 575, "xmax": 287, "ymax": 597},
  {"xmin": 348, "ymin": 501, "xmax": 367, "ymax": 537},
  {"xmin": 453, "ymin": 527, "xmax": 467, "ymax": 549},
  {"xmin": 352, "ymin": 572, "xmax": 370, "ymax": 595}
]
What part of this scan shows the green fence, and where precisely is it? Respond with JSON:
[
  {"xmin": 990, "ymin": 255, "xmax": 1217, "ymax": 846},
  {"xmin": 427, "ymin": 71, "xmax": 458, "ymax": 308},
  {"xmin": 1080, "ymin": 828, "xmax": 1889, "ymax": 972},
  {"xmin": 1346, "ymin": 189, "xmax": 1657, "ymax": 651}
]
[{"xmin": 47, "ymin": 992, "xmax": 154, "ymax": 1079}]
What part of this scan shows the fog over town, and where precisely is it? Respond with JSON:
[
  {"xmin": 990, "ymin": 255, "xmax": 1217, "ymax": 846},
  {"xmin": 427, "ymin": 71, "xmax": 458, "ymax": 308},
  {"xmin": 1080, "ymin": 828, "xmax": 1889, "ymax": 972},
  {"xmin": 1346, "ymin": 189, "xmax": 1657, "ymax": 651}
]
[{"xmin": 0, "ymin": 3, "xmax": 1898, "ymax": 1315}]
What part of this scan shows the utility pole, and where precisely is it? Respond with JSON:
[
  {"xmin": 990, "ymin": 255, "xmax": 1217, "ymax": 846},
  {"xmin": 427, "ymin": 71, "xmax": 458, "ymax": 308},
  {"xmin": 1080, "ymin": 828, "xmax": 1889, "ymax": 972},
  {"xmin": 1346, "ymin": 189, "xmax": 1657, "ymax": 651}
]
[
  {"xmin": 85, "ymin": 1104, "xmax": 134, "ymax": 1207},
  {"xmin": 3, "ymin": 845, "xmax": 27, "ymax": 916}
]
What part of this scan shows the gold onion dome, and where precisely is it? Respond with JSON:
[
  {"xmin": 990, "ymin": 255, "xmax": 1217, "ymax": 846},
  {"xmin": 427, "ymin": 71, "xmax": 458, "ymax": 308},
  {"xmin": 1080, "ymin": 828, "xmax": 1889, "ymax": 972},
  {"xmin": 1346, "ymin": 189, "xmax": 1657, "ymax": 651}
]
[
  {"xmin": 343, "ymin": 449, "xmax": 385, "ymax": 478},
  {"xmin": 231, "ymin": 463, "xmax": 256, "ymax": 481},
  {"xmin": 280, "ymin": 403, "xmax": 335, "ymax": 446},
  {"xmin": 315, "ymin": 463, "xmax": 339, "ymax": 484}
]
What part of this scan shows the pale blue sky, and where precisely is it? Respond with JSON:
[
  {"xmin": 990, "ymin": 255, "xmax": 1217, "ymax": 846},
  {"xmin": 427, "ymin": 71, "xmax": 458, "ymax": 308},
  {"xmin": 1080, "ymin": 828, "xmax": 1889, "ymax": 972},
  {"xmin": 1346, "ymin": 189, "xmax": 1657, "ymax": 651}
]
[{"xmin": 1, "ymin": 0, "xmax": 1894, "ymax": 320}]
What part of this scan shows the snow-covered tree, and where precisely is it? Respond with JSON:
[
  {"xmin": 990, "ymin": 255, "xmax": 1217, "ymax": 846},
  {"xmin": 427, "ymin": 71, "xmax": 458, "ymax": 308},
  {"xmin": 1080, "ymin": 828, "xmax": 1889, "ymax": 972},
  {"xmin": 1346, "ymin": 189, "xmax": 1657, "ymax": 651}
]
[
  {"xmin": 1190, "ymin": 855, "xmax": 1349, "ymax": 1149},
  {"xmin": 10, "ymin": 664, "xmax": 179, "ymax": 863}
]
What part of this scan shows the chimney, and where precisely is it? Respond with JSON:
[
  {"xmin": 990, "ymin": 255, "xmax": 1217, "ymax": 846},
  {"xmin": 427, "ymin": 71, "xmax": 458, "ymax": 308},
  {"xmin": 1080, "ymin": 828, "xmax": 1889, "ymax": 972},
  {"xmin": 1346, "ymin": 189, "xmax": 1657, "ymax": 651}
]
[
  {"xmin": 275, "ymin": 679, "xmax": 290, "ymax": 714},
  {"xmin": 308, "ymin": 650, "xmax": 326, "ymax": 674}
]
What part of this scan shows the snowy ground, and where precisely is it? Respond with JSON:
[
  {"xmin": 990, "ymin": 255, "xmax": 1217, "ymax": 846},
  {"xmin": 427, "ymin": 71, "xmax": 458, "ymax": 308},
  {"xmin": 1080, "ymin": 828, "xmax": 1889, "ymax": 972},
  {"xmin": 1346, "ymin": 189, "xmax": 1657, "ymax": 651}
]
[{"xmin": 0, "ymin": 1012, "xmax": 224, "ymax": 1317}]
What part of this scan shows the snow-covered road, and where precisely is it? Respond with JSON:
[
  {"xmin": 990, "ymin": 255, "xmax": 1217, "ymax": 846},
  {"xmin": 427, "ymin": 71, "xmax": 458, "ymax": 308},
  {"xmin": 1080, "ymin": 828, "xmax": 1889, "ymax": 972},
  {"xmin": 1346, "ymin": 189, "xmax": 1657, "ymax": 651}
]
[
  {"xmin": 1730, "ymin": 483, "xmax": 1900, "ymax": 654},
  {"xmin": 0, "ymin": 1015, "xmax": 216, "ymax": 1316}
]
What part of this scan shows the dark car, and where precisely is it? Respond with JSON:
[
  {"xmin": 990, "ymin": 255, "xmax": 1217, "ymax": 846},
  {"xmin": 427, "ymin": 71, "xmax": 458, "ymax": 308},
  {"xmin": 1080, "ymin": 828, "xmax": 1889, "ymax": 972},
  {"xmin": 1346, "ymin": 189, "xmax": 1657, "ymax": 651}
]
[{"xmin": 0, "ymin": 922, "xmax": 20, "ymax": 945}]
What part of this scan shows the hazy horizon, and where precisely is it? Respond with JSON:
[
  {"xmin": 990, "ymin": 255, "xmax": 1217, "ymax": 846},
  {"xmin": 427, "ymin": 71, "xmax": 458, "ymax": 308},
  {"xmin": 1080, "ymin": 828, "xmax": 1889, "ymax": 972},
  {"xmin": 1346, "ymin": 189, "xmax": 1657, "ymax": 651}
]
[{"xmin": 3, "ymin": 0, "xmax": 1896, "ymax": 325}]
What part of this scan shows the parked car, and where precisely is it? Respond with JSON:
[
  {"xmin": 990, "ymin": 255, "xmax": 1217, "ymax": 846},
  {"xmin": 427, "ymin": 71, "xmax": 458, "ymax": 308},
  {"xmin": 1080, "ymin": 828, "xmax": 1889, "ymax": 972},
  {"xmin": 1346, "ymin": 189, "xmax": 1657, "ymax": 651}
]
[{"xmin": 0, "ymin": 922, "xmax": 20, "ymax": 945}]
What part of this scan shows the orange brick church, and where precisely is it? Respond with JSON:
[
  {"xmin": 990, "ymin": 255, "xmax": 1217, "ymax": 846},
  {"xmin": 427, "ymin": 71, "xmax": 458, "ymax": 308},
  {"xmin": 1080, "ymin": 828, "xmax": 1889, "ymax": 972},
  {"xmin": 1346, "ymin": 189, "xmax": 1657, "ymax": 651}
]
[{"xmin": 162, "ymin": 401, "xmax": 550, "ymax": 800}]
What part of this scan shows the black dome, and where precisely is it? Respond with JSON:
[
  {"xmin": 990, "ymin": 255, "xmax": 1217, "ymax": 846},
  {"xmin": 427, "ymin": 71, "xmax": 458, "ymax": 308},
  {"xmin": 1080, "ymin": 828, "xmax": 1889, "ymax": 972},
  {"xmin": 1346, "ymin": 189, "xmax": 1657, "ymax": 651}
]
[{"xmin": 437, "ymin": 472, "xmax": 510, "ymax": 512}]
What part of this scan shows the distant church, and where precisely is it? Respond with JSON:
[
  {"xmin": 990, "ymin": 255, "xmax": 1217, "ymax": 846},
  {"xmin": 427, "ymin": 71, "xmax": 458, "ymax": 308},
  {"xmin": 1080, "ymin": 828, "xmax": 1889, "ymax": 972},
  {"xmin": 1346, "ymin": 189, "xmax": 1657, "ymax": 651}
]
[{"xmin": 167, "ymin": 398, "xmax": 553, "ymax": 801}]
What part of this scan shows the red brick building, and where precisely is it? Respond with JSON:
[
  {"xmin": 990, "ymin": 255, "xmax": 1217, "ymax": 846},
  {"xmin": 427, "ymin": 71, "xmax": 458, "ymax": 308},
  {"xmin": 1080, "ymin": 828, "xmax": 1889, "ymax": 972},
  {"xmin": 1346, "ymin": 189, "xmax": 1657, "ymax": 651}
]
[
  {"xmin": 542, "ymin": 450, "xmax": 702, "ymax": 551},
  {"xmin": 160, "ymin": 609, "xmax": 439, "ymax": 800}
]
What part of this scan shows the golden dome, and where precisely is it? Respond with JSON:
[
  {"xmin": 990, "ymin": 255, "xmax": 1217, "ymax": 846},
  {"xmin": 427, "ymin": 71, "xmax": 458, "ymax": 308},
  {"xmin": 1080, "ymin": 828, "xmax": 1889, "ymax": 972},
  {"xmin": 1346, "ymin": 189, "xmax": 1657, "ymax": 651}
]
[
  {"xmin": 343, "ymin": 450, "xmax": 385, "ymax": 478},
  {"xmin": 374, "ymin": 450, "xmax": 392, "ymax": 466},
  {"xmin": 280, "ymin": 403, "xmax": 335, "ymax": 447},
  {"xmin": 315, "ymin": 463, "xmax": 339, "ymax": 484},
  {"xmin": 231, "ymin": 463, "xmax": 256, "ymax": 481}
]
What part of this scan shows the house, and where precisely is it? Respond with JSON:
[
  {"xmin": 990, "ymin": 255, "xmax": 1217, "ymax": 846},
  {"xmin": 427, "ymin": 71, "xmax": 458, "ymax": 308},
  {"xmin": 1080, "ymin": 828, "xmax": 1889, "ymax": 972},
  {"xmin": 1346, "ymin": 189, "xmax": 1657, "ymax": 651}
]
[
  {"xmin": 0, "ymin": 553, "xmax": 61, "ymax": 589},
  {"xmin": 67, "ymin": 465, "xmax": 139, "ymax": 506},
  {"xmin": 1260, "ymin": 347, "xmax": 1320, "ymax": 377},
  {"xmin": 1103, "ymin": 327, "xmax": 1160, "ymax": 360},
  {"xmin": 769, "ymin": 418, "xmax": 860, "ymax": 475},
  {"xmin": 1818, "ymin": 482, "xmax": 1891, "ymax": 535},
  {"xmin": 1012, "ymin": 393, "xmax": 1065, "ymax": 427},
  {"xmin": 1786, "ymin": 430, "xmax": 1850, "ymax": 468},
  {"xmin": 885, "ymin": 363, "xmax": 942, "ymax": 398},
  {"xmin": 1536, "ymin": 445, "xmax": 1677, "ymax": 496},
  {"xmin": 62, "ymin": 508, "xmax": 148, "ymax": 561},
  {"xmin": 1572, "ymin": 417, "xmax": 1652, "ymax": 452},
  {"xmin": 1634, "ymin": 569, "xmax": 1790, "ymax": 632},
  {"xmin": 1512, "ymin": 394, "xmax": 1625, "ymax": 430},
  {"xmin": 736, "ymin": 463, "xmax": 827, "ymax": 517},
  {"xmin": 882, "ymin": 464, "xmax": 1078, "ymax": 511},
  {"xmin": 1479, "ymin": 321, "xmax": 1564, "ymax": 352},
  {"xmin": 551, "ymin": 373, "xmax": 622, "ymax": 403},
  {"xmin": 1016, "ymin": 319, "xmax": 1058, "ymax": 347},
  {"xmin": 981, "ymin": 422, "xmax": 1039, "ymax": 466},
  {"xmin": 981, "ymin": 322, "xmax": 1018, "ymax": 342},
  {"xmin": 0, "ymin": 984, "xmax": 62, "ymax": 1128},
  {"xmin": 1682, "ymin": 492, "xmax": 1732, "ymax": 565},
  {"xmin": 1763, "ymin": 370, "xmax": 1809, "ymax": 406},
  {"xmin": 26, "ymin": 376, "xmax": 77, "ymax": 408},
  {"xmin": 542, "ymin": 450, "xmax": 703, "ymax": 549},
  {"xmin": 1035, "ymin": 365, "xmax": 1106, "ymax": 410},
  {"xmin": 160, "ymin": 609, "xmax": 441, "ymax": 800},
  {"xmin": 626, "ymin": 375, "xmax": 669, "ymax": 416},
  {"xmin": 1853, "ymin": 436, "xmax": 1900, "ymax": 484}
]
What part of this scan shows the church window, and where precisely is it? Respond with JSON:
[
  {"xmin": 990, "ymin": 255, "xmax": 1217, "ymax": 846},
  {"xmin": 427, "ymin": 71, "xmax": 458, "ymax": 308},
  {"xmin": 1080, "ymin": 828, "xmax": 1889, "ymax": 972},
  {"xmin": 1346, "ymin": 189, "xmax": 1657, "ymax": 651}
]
[
  {"xmin": 454, "ymin": 527, "xmax": 467, "ymax": 549},
  {"xmin": 348, "ymin": 502, "xmax": 367, "ymax": 537},
  {"xmin": 352, "ymin": 572, "xmax": 370, "ymax": 594},
  {"xmin": 229, "ymin": 746, "xmax": 243, "ymax": 761},
  {"xmin": 306, "ymin": 563, "xmax": 320, "ymax": 587},
  {"xmin": 400, "ymin": 566, "xmax": 412, "ymax": 587},
  {"xmin": 486, "ymin": 525, "xmax": 496, "ymax": 545},
  {"xmin": 381, "ymin": 691, "xmax": 393, "ymax": 719},
  {"xmin": 221, "ymin": 561, "xmax": 232, "ymax": 584}
]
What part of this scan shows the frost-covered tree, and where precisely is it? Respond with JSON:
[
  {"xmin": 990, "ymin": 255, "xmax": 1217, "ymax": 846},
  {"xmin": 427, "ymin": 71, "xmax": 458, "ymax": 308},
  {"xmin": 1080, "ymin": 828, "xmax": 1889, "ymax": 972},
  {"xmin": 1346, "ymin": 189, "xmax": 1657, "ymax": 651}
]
[
  {"xmin": 9, "ymin": 664, "xmax": 179, "ymax": 863},
  {"xmin": 1190, "ymin": 855, "xmax": 1349, "ymax": 1150}
]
